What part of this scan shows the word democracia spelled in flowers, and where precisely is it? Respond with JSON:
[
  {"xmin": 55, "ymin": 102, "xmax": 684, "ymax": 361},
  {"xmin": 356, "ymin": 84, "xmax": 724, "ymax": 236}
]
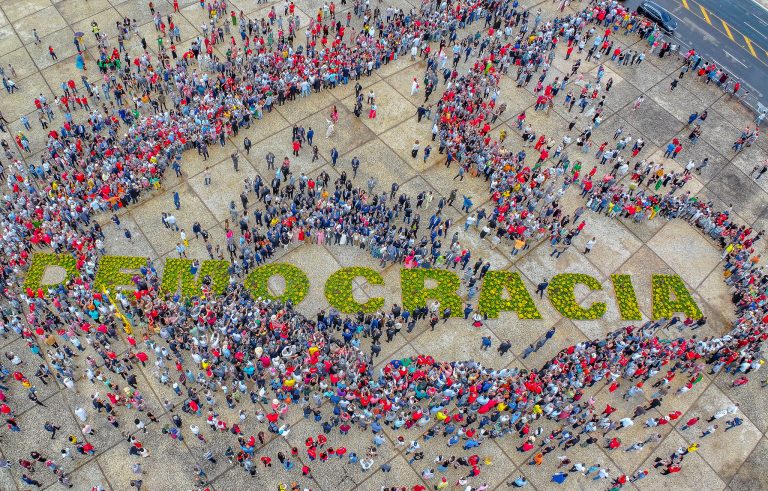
[{"xmin": 23, "ymin": 254, "xmax": 704, "ymax": 321}]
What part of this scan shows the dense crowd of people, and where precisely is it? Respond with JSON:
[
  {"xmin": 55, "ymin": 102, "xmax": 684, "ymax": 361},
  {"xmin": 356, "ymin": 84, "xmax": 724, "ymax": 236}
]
[{"xmin": 0, "ymin": 0, "xmax": 763, "ymax": 488}]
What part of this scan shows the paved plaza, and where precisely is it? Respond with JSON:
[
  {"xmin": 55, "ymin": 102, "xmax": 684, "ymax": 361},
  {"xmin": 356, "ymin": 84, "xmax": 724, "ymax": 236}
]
[{"xmin": 0, "ymin": 0, "xmax": 767, "ymax": 489}]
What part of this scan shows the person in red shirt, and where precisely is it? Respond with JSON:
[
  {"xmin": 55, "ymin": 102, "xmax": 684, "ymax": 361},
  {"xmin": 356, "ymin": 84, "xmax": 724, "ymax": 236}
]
[{"xmin": 681, "ymin": 417, "xmax": 699, "ymax": 430}]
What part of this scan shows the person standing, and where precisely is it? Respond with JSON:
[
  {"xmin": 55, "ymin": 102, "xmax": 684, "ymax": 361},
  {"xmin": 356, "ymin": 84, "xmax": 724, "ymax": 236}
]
[
  {"xmin": 330, "ymin": 147, "xmax": 339, "ymax": 167},
  {"xmin": 584, "ymin": 237, "xmax": 596, "ymax": 254},
  {"xmin": 44, "ymin": 421, "xmax": 60, "ymax": 439},
  {"xmin": 536, "ymin": 279, "xmax": 549, "ymax": 298},
  {"xmin": 203, "ymin": 167, "xmax": 211, "ymax": 185},
  {"xmin": 411, "ymin": 140, "xmax": 420, "ymax": 158},
  {"xmin": 22, "ymin": 474, "xmax": 42, "ymax": 488},
  {"xmin": 480, "ymin": 336, "xmax": 492, "ymax": 350}
]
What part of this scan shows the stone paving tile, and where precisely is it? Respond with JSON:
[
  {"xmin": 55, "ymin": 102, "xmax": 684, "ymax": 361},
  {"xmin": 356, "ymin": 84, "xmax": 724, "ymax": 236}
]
[
  {"xmin": 729, "ymin": 144, "xmax": 768, "ymax": 190},
  {"xmin": 621, "ymin": 55, "xmax": 670, "ymax": 93},
  {"xmin": 515, "ymin": 236, "xmax": 607, "ymax": 283},
  {"xmin": 696, "ymin": 266, "xmax": 735, "ymax": 322},
  {"xmin": 34, "ymin": 33, "xmax": 83, "ymax": 74},
  {"xmin": 712, "ymin": 373, "xmax": 768, "ymax": 434},
  {"xmin": 675, "ymin": 383, "xmax": 762, "ymax": 482},
  {"xmin": 646, "ymin": 219, "xmax": 722, "ymax": 288},
  {"xmin": 0, "ymin": 27, "xmax": 22, "ymax": 57},
  {"xmin": 635, "ymin": 430, "xmax": 727, "ymax": 491},
  {"xmin": 621, "ymin": 96, "xmax": 683, "ymax": 147},
  {"xmin": 496, "ymin": 74, "xmax": 535, "ymax": 123},
  {"xmin": 684, "ymin": 78, "xmax": 727, "ymax": 108},
  {"xmin": 647, "ymin": 76, "xmax": 707, "ymax": 125},
  {"xmin": 410, "ymin": 319, "xmax": 509, "ymax": 367},
  {"xmin": 0, "ymin": 45, "xmax": 35, "ymax": 80},
  {"xmin": 1, "ymin": 0, "xmax": 53, "ymax": 23},
  {"xmin": 705, "ymin": 164, "xmax": 768, "ymax": 224},
  {"xmin": 187, "ymin": 153, "xmax": 257, "ymax": 223},
  {"xmin": 710, "ymin": 95, "xmax": 756, "ymax": 134},
  {"xmin": 341, "ymin": 78, "xmax": 420, "ymax": 135},
  {"xmin": 12, "ymin": 5, "xmax": 68, "ymax": 44},
  {"xmin": 236, "ymin": 124, "xmax": 328, "ymax": 179},
  {"xmin": 67, "ymin": 459, "xmax": 110, "ymax": 490},
  {"xmin": 699, "ymin": 115, "xmax": 743, "ymax": 157},
  {"xmin": 128, "ymin": 182, "xmax": 219, "ymax": 257},
  {"xmin": 728, "ymin": 436, "xmax": 768, "ymax": 491},
  {"xmin": 56, "ymin": 0, "xmax": 113, "ymax": 24},
  {"xmin": 0, "ymin": 0, "xmax": 767, "ymax": 488},
  {"xmin": 378, "ymin": 112, "xmax": 434, "ymax": 172},
  {"xmin": 577, "ymin": 212, "xmax": 643, "ymax": 277},
  {"xmin": 275, "ymin": 90, "xmax": 339, "ymax": 126},
  {"xmin": 337, "ymin": 137, "xmax": 418, "ymax": 188}
]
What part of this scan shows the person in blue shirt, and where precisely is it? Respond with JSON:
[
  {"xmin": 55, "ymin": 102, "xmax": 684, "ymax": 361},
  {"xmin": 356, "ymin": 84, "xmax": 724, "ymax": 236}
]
[
  {"xmin": 481, "ymin": 336, "xmax": 492, "ymax": 350},
  {"xmin": 330, "ymin": 147, "xmax": 338, "ymax": 166},
  {"xmin": 509, "ymin": 476, "xmax": 527, "ymax": 487},
  {"xmin": 462, "ymin": 195, "xmax": 473, "ymax": 212}
]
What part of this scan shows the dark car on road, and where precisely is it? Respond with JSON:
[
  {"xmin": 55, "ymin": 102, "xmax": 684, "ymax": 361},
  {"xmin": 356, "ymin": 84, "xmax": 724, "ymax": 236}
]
[{"xmin": 637, "ymin": 1, "xmax": 678, "ymax": 33}]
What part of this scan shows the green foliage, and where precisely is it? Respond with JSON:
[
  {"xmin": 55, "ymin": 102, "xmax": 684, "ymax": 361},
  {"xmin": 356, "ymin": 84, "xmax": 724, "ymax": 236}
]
[
  {"xmin": 244, "ymin": 263, "xmax": 309, "ymax": 304},
  {"xmin": 161, "ymin": 259, "xmax": 229, "ymax": 298},
  {"xmin": 400, "ymin": 268, "xmax": 462, "ymax": 316},
  {"xmin": 611, "ymin": 274, "xmax": 643, "ymax": 320},
  {"xmin": 651, "ymin": 274, "xmax": 703, "ymax": 320},
  {"xmin": 324, "ymin": 267, "xmax": 385, "ymax": 313},
  {"xmin": 24, "ymin": 253, "xmax": 78, "ymax": 292},
  {"xmin": 477, "ymin": 271, "xmax": 541, "ymax": 318},
  {"xmin": 548, "ymin": 273, "xmax": 606, "ymax": 320},
  {"xmin": 94, "ymin": 255, "xmax": 146, "ymax": 291}
]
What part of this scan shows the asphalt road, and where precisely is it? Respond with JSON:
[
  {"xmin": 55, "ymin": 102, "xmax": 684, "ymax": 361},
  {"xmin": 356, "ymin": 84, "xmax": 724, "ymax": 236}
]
[{"xmin": 624, "ymin": 0, "xmax": 768, "ymax": 108}]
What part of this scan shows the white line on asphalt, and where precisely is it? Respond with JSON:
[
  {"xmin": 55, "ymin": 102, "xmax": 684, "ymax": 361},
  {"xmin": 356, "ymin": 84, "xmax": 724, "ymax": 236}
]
[
  {"xmin": 747, "ymin": 0, "xmax": 768, "ymax": 14},
  {"xmin": 723, "ymin": 50, "xmax": 749, "ymax": 68},
  {"xmin": 744, "ymin": 22, "xmax": 768, "ymax": 40}
]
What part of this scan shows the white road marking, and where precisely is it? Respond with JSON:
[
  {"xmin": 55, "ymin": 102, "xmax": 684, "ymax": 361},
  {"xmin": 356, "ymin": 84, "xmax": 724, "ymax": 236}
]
[
  {"xmin": 723, "ymin": 50, "xmax": 749, "ymax": 68},
  {"xmin": 747, "ymin": 0, "xmax": 768, "ymax": 15},
  {"xmin": 744, "ymin": 22, "xmax": 768, "ymax": 40}
]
